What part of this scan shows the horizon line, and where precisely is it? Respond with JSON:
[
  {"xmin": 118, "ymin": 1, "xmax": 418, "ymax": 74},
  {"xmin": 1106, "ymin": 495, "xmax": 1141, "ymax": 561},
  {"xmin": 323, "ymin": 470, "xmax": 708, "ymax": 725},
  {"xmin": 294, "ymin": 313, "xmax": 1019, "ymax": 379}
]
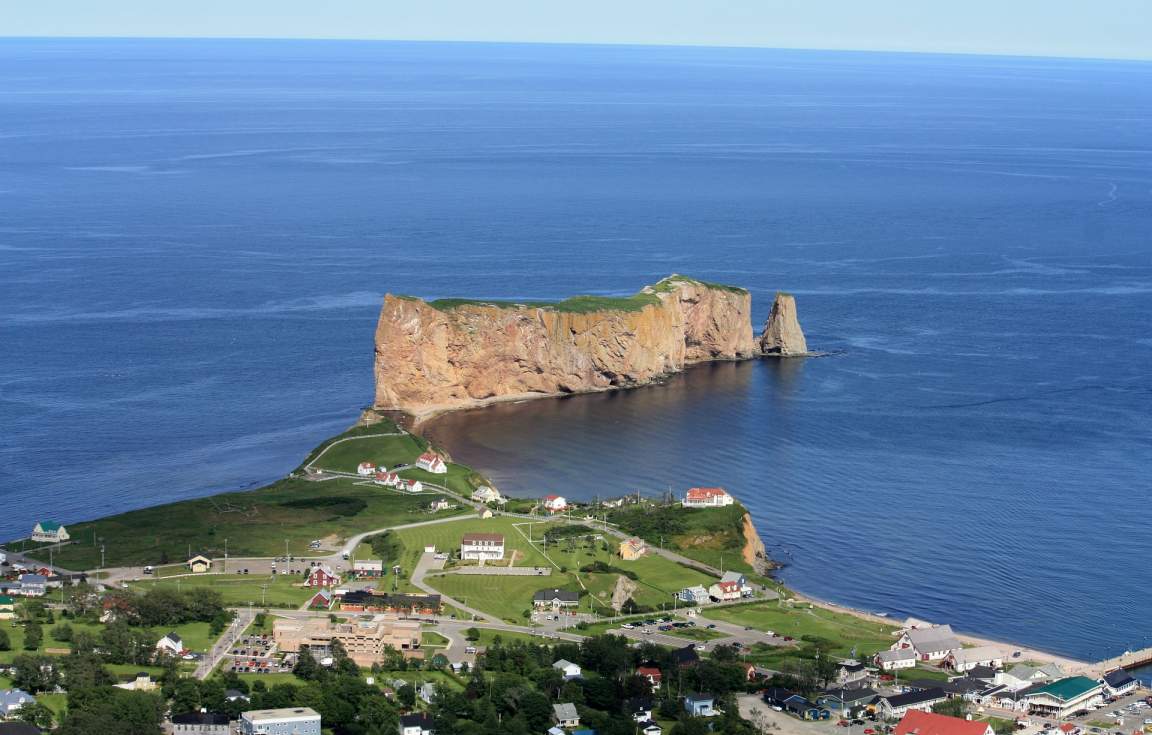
[{"xmin": 2, "ymin": 34, "xmax": 1150, "ymax": 64}]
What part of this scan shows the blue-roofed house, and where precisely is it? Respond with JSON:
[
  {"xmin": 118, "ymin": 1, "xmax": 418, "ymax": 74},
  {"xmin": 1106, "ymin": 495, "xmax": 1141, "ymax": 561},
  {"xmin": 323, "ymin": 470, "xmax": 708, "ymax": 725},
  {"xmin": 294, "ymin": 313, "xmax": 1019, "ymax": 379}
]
[{"xmin": 0, "ymin": 689, "xmax": 37, "ymax": 716}]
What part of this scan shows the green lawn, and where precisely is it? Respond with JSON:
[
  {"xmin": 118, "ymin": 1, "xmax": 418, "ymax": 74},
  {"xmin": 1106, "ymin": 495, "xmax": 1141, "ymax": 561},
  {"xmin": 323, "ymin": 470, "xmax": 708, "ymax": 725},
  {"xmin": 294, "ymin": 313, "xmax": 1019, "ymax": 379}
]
[
  {"xmin": 605, "ymin": 503, "xmax": 760, "ymax": 575},
  {"xmin": 700, "ymin": 600, "xmax": 898, "ymax": 662},
  {"xmin": 129, "ymin": 573, "xmax": 315, "ymax": 609},
  {"xmin": 422, "ymin": 631, "xmax": 451, "ymax": 649},
  {"xmin": 470, "ymin": 628, "xmax": 545, "ymax": 647},
  {"xmin": 427, "ymin": 573, "xmax": 566, "ymax": 623},
  {"xmin": 372, "ymin": 670, "xmax": 464, "ymax": 691},
  {"xmin": 309, "ymin": 430, "xmax": 429, "ymax": 474},
  {"xmin": 389, "ymin": 516, "xmax": 559, "ymax": 573},
  {"xmin": 0, "ymin": 619, "xmax": 108, "ymax": 663},
  {"xmin": 23, "ymin": 476, "xmax": 467, "ymax": 570}
]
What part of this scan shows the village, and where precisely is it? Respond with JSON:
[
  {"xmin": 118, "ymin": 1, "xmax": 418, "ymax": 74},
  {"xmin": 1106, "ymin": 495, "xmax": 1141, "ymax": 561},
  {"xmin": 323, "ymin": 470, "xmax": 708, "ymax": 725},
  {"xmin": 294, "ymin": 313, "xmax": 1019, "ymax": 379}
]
[{"xmin": 0, "ymin": 426, "xmax": 1147, "ymax": 735}]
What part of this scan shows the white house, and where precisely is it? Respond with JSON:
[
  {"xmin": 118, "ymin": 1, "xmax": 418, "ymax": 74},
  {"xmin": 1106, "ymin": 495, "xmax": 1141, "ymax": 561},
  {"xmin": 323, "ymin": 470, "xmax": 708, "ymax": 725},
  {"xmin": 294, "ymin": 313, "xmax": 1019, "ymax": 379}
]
[
  {"xmin": 156, "ymin": 632, "xmax": 184, "ymax": 656},
  {"xmin": 542, "ymin": 495, "xmax": 567, "ymax": 514},
  {"xmin": 0, "ymin": 689, "xmax": 37, "ymax": 717},
  {"xmin": 239, "ymin": 707, "xmax": 322, "ymax": 735},
  {"xmin": 552, "ymin": 659, "xmax": 583, "ymax": 679},
  {"xmin": 944, "ymin": 645, "xmax": 1004, "ymax": 672},
  {"xmin": 374, "ymin": 471, "xmax": 399, "ymax": 487},
  {"xmin": 429, "ymin": 498, "xmax": 451, "ymax": 512},
  {"xmin": 682, "ymin": 487, "xmax": 733, "ymax": 508},
  {"xmin": 1102, "ymin": 669, "xmax": 1138, "ymax": 698},
  {"xmin": 416, "ymin": 451, "xmax": 447, "ymax": 474},
  {"xmin": 399, "ymin": 479, "xmax": 423, "ymax": 493},
  {"xmin": 115, "ymin": 673, "xmax": 158, "ymax": 692},
  {"xmin": 719, "ymin": 570, "xmax": 751, "ymax": 597},
  {"xmin": 708, "ymin": 580, "xmax": 742, "ymax": 602},
  {"xmin": 460, "ymin": 533, "xmax": 505, "ymax": 562},
  {"xmin": 875, "ymin": 648, "xmax": 917, "ymax": 671},
  {"xmin": 995, "ymin": 663, "xmax": 1064, "ymax": 691},
  {"xmin": 1021, "ymin": 676, "xmax": 1103, "ymax": 719},
  {"xmin": 418, "ymin": 683, "xmax": 436, "ymax": 704},
  {"xmin": 677, "ymin": 585, "xmax": 710, "ymax": 604},
  {"xmin": 876, "ymin": 688, "xmax": 948, "ymax": 719},
  {"xmin": 356, "ymin": 462, "xmax": 376, "ymax": 476},
  {"xmin": 892, "ymin": 624, "xmax": 962, "ymax": 661},
  {"xmin": 400, "ymin": 713, "xmax": 433, "ymax": 735},
  {"xmin": 31, "ymin": 521, "xmax": 69, "ymax": 543},
  {"xmin": 471, "ymin": 486, "xmax": 501, "ymax": 503},
  {"xmin": 15, "ymin": 574, "xmax": 47, "ymax": 597}
]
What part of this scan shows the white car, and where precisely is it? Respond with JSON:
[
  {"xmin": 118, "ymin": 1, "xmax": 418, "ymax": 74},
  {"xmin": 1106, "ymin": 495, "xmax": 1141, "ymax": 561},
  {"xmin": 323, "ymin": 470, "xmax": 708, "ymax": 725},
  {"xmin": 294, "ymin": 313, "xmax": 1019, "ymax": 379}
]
[{"xmin": 621, "ymin": 624, "xmax": 635, "ymax": 630}]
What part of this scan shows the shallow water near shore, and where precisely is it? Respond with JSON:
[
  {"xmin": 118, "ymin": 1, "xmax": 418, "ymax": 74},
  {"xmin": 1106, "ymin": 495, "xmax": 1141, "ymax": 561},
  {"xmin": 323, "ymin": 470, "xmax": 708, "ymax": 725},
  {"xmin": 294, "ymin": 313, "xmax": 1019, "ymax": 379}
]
[{"xmin": 1, "ymin": 38, "xmax": 1150, "ymax": 671}]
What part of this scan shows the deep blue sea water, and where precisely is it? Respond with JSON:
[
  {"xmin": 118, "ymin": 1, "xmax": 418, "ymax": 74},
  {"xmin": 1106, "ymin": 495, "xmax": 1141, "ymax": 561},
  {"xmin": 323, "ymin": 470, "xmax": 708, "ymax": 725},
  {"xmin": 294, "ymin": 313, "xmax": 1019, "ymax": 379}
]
[{"xmin": 1, "ymin": 39, "xmax": 1150, "ymax": 670}]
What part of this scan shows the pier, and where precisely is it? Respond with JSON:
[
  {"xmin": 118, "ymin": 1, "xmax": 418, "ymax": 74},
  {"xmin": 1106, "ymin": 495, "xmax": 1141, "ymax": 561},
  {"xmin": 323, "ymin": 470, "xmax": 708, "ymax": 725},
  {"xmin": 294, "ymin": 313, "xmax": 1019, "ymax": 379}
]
[{"xmin": 1089, "ymin": 645, "xmax": 1152, "ymax": 675}]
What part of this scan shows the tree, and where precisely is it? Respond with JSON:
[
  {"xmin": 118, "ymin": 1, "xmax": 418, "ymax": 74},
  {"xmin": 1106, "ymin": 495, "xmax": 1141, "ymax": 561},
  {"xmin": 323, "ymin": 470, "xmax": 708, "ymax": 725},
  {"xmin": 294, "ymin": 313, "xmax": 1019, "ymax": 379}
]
[
  {"xmin": 15, "ymin": 701, "xmax": 55, "ymax": 730},
  {"xmin": 170, "ymin": 678, "xmax": 202, "ymax": 715},
  {"xmin": 61, "ymin": 651, "xmax": 115, "ymax": 690},
  {"xmin": 464, "ymin": 627, "xmax": 480, "ymax": 641},
  {"xmin": 932, "ymin": 697, "xmax": 968, "ymax": 718},
  {"xmin": 51, "ymin": 622, "xmax": 74, "ymax": 642},
  {"xmin": 293, "ymin": 647, "xmax": 322, "ymax": 681},
  {"xmin": 11, "ymin": 654, "xmax": 60, "ymax": 692},
  {"xmin": 397, "ymin": 684, "xmax": 416, "ymax": 709},
  {"xmin": 23, "ymin": 620, "xmax": 43, "ymax": 650},
  {"xmin": 0, "ymin": 627, "xmax": 10, "ymax": 651}
]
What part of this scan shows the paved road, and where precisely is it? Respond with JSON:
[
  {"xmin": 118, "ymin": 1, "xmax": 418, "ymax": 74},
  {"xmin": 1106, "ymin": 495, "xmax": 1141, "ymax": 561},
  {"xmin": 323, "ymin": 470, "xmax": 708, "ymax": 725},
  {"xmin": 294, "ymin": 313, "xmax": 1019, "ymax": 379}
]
[
  {"xmin": 410, "ymin": 551, "xmax": 499, "ymax": 623},
  {"xmin": 195, "ymin": 607, "xmax": 257, "ymax": 679}
]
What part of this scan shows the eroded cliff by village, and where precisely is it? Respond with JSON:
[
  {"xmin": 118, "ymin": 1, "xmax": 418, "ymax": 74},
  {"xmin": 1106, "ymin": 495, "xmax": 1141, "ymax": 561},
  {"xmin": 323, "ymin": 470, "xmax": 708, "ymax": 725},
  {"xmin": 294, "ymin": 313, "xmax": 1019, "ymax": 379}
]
[{"xmin": 374, "ymin": 276, "xmax": 806, "ymax": 418}]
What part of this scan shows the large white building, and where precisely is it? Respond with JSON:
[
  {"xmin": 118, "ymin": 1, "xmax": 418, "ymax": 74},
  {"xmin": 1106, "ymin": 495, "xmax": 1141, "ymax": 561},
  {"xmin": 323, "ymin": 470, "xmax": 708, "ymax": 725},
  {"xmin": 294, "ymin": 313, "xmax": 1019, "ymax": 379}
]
[
  {"xmin": 682, "ymin": 487, "xmax": 733, "ymax": 508},
  {"xmin": 1021, "ymin": 676, "xmax": 1103, "ymax": 719},
  {"xmin": 944, "ymin": 645, "xmax": 1003, "ymax": 672},
  {"xmin": 460, "ymin": 532, "xmax": 505, "ymax": 561},
  {"xmin": 240, "ymin": 707, "xmax": 322, "ymax": 735},
  {"xmin": 875, "ymin": 648, "xmax": 917, "ymax": 671},
  {"xmin": 31, "ymin": 521, "xmax": 69, "ymax": 543},
  {"xmin": 892, "ymin": 624, "xmax": 962, "ymax": 662},
  {"xmin": 415, "ymin": 451, "xmax": 447, "ymax": 474}
]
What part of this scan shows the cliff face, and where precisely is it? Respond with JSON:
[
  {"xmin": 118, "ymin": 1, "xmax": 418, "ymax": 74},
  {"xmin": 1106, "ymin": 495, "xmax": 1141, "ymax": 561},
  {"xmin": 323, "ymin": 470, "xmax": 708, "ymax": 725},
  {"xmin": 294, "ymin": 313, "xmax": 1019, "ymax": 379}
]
[
  {"xmin": 759, "ymin": 292, "xmax": 808, "ymax": 356},
  {"xmin": 373, "ymin": 277, "xmax": 761, "ymax": 417}
]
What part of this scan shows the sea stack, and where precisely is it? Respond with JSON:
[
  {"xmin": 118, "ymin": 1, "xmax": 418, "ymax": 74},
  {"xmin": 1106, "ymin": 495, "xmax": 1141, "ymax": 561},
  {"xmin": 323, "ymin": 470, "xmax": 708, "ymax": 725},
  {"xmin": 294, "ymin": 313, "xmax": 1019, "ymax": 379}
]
[{"xmin": 759, "ymin": 292, "xmax": 808, "ymax": 356}]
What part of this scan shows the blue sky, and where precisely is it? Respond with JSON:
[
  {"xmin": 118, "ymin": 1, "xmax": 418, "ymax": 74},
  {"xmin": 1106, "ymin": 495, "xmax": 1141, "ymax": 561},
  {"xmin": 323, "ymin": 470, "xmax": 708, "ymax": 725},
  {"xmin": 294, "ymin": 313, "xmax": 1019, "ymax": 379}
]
[{"xmin": 4, "ymin": 0, "xmax": 1150, "ymax": 60}]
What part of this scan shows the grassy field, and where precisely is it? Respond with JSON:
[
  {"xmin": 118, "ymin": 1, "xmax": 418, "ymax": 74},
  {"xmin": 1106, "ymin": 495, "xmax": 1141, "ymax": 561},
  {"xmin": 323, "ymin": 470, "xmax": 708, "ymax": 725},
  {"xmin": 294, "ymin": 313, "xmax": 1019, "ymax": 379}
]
[
  {"xmin": 605, "ymin": 502, "xmax": 759, "ymax": 575},
  {"xmin": 700, "ymin": 600, "xmax": 898, "ymax": 663},
  {"xmin": 407, "ymin": 517, "xmax": 719, "ymax": 621},
  {"xmin": 19, "ymin": 476, "xmax": 466, "ymax": 570},
  {"xmin": 422, "ymin": 631, "xmax": 450, "ymax": 649},
  {"xmin": 129, "ymin": 573, "xmax": 315, "ymax": 609},
  {"xmin": 0, "ymin": 618, "xmax": 218, "ymax": 661},
  {"xmin": 309, "ymin": 429, "xmax": 429, "ymax": 474},
  {"xmin": 470, "ymin": 628, "xmax": 545, "ymax": 647}
]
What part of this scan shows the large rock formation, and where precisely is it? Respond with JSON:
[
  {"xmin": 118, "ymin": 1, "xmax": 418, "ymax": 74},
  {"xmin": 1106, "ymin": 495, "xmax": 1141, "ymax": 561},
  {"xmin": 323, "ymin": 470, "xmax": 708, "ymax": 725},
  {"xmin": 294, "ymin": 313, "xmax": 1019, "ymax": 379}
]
[
  {"xmin": 374, "ymin": 276, "xmax": 803, "ymax": 418},
  {"xmin": 759, "ymin": 292, "xmax": 808, "ymax": 356}
]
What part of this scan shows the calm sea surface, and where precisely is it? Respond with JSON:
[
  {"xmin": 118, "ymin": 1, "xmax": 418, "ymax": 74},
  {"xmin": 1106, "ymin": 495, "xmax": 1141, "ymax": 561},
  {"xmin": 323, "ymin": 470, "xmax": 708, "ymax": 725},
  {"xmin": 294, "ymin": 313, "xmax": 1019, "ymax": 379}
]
[{"xmin": 1, "ymin": 39, "xmax": 1150, "ymax": 670}]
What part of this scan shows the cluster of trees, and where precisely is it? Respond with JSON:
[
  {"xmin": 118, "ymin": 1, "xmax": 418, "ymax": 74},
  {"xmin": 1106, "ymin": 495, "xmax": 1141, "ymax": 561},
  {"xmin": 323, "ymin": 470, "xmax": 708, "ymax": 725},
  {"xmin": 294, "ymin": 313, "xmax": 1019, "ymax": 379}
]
[
  {"xmin": 422, "ymin": 634, "xmax": 762, "ymax": 735},
  {"xmin": 101, "ymin": 588, "xmax": 231, "ymax": 632}
]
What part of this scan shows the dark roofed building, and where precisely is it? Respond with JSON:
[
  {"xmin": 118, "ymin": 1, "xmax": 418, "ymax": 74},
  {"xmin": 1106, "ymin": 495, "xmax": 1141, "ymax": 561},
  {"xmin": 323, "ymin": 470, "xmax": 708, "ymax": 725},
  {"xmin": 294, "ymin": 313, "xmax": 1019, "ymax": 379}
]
[
  {"xmin": 340, "ymin": 591, "xmax": 441, "ymax": 615},
  {"xmin": 671, "ymin": 645, "xmax": 700, "ymax": 668},
  {"xmin": 1102, "ymin": 669, "xmax": 1137, "ymax": 697},
  {"xmin": 532, "ymin": 588, "xmax": 580, "ymax": 610},
  {"xmin": 878, "ymin": 687, "xmax": 948, "ymax": 718},
  {"xmin": 965, "ymin": 665, "xmax": 997, "ymax": 682},
  {"xmin": 171, "ymin": 712, "xmax": 230, "ymax": 734}
]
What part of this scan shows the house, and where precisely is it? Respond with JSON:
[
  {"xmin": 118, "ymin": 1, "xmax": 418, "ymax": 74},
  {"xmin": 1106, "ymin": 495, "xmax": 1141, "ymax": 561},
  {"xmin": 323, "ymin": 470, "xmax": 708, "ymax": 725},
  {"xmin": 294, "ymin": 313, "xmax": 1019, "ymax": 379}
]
[
  {"xmin": 0, "ymin": 595, "xmax": 14, "ymax": 620},
  {"xmin": 471, "ymin": 486, "xmax": 501, "ymax": 503},
  {"xmin": 893, "ymin": 710, "xmax": 995, "ymax": 735},
  {"xmin": 155, "ymin": 632, "xmax": 184, "ymax": 657},
  {"xmin": 532, "ymin": 588, "xmax": 580, "ymax": 611},
  {"xmin": 31, "ymin": 521, "xmax": 69, "ymax": 543},
  {"xmin": 818, "ymin": 687, "xmax": 879, "ymax": 717},
  {"xmin": 415, "ymin": 451, "xmax": 447, "ymax": 474},
  {"xmin": 762, "ymin": 687, "xmax": 799, "ymax": 707},
  {"xmin": 399, "ymin": 713, "xmax": 434, "ymax": 735},
  {"xmin": 638, "ymin": 721, "xmax": 662, "ymax": 735},
  {"xmin": 186, "ymin": 554, "xmax": 213, "ymax": 574},
  {"xmin": 305, "ymin": 564, "xmax": 340, "ymax": 588},
  {"xmin": 171, "ymin": 712, "xmax": 231, "ymax": 735},
  {"xmin": 626, "ymin": 696, "xmax": 654, "ymax": 722},
  {"xmin": 15, "ymin": 574, "xmax": 46, "ymax": 597},
  {"xmin": 352, "ymin": 559, "xmax": 384, "ymax": 578},
  {"xmin": 542, "ymin": 495, "xmax": 568, "ymax": 514},
  {"xmin": 1101, "ymin": 669, "xmax": 1137, "ymax": 698},
  {"xmin": 876, "ymin": 688, "xmax": 948, "ymax": 719},
  {"xmin": 239, "ymin": 707, "xmax": 322, "ymax": 735},
  {"xmin": 553, "ymin": 659, "xmax": 583, "ymax": 679},
  {"xmin": 892, "ymin": 624, "xmax": 963, "ymax": 661},
  {"xmin": 226, "ymin": 689, "xmax": 250, "ymax": 703},
  {"xmin": 429, "ymin": 498, "xmax": 451, "ymax": 512},
  {"xmin": 671, "ymin": 645, "xmax": 700, "ymax": 668},
  {"xmin": 944, "ymin": 645, "xmax": 1003, "ymax": 672},
  {"xmin": 682, "ymin": 487, "xmax": 733, "ymax": 508},
  {"xmin": 0, "ymin": 724, "xmax": 44, "ymax": 735},
  {"xmin": 357, "ymin": 462, "xmax": 376, "ymax": 476},
  {"xmin": 478, "ymin": 508, "xmax": 493, "ymax": 519},
  {"xmin": 875, "ymin": 648, "xmax": 917, "ymax": 671},
  {"xmin": 0, "ymin": 689, "xmax": 36, "ymax": 716},
  {"xmin": 418, "ymin": 682, "xmax": 436, "ymax": 704},
  {"xmin": 552, "ymin": 703, "xmax": 580, "ymax": 728},
  {"xmin": 1021, "ymin": 676, "xmax": 1103, "ymax": 719},
  {"xmin": 719, "ymin": 570, "xmax": 751, "ymax": 596},
  {"xmin": 619, "ymin": 537, "xmax": 647, "ymax": 560},
  {"xmin": 636, "ymin": 664, "xmax": 662, "ymax": 691},
  {"xmin": 460, "ymin": 533, "xmax": 505, "ymax": 562},
  {"xmin": 683, "ymin": 693, "xmax": 716, "ymax": 717},
  {"xmin": 677, "ymin": 585, "xmax": 710, "ymax": 605},
  {"xmin": 965, "ymin": 665, "xmax": 998, "ymax": 684},
  {"xmin": 399, "ymin": 479, "xmax": 424, "ymax": 493},
  {"xmin": 994, "ymin": 663, "xmax": 1063, "ymax": 691},
  {"xmin": 374, "ymin": 471, "xmax": 400, "ymax": 487},
  {"xmin": 114, "ymin": 672, "xmax": 157, "ymax": 692},
  {"xmin": 708, "ymin": 580, "xmax": 742, "ymax": 602},
  {"xmin": 834, "ymin": 660, "xmax": 870, "ymax": 686},
  {"xmin": 307, "ymin": 589, "xmax": 334, "ymax": 610}
]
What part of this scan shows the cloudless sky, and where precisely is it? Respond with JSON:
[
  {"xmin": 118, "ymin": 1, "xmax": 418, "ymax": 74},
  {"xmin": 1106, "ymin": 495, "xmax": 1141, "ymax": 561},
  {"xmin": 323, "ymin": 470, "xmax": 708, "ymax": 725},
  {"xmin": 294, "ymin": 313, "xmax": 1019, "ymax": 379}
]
[{"xmin": 3, "ymin": 0, "xmax": 1151, "ymax": 60}]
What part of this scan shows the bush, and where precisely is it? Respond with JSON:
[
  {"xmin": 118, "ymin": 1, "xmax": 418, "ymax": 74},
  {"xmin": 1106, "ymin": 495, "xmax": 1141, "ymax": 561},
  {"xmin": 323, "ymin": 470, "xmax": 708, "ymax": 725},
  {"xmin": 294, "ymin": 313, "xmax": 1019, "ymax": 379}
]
[
  {"xmin": 578, "ymin": 561, "xmax": 638, "ymax": 580},
  {"xmin": 50, "ymin": 624, "xmax": 73, "ymax": 643}
]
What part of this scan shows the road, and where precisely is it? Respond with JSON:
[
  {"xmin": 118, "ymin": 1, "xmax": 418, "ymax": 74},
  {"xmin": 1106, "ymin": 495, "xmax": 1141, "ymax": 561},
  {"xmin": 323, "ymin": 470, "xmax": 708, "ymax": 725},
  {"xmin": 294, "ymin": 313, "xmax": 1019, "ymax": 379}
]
[
  {"xmin": 408, "ymin": 551, "xmax": 500, "ymax": 623},
  {"xmin": 195, "ymin": 607, "xmax": 257, "ymax": 679}
]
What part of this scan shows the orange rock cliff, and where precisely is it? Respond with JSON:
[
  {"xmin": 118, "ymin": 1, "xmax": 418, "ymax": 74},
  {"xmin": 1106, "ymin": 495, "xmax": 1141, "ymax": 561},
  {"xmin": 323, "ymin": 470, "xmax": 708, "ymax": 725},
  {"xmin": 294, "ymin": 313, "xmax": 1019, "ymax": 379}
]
[{"xmin": 373, "ymin": 276, "xmax": 807, "ymax": 418}]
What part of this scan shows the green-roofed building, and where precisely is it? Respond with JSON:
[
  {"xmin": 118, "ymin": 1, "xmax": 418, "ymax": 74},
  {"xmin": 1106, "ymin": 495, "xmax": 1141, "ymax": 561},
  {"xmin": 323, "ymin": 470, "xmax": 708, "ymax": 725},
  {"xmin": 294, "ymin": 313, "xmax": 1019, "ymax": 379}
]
[
  {"xmin": 31, "ymin": 520, "xmax": 70, "ymax": 543},
  {"xmin": 0, "ymin": 594, "xmax": 14, "ymax": 619},
  {"xmin": 1022, "ymin": 675, "xmax": 1103, "ymax": 718}
]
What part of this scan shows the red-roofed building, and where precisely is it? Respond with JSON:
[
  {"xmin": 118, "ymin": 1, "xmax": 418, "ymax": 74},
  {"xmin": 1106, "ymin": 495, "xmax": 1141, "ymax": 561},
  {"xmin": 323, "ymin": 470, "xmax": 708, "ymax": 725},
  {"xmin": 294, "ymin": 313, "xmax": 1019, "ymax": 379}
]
[
  {"xmin": 636, "ymin": 665, "xmax": 662, "ymax": 692},
  {"xmin": 683, "ymin": 487, "xmax": 733, "ymax": 508},
  {"xmin": 543, "ymin": 495, "xmax": 568, "ymax": 514},
  {"xmin": 708, "ymin": 580, "xmax": 742, "ymax": 601},
  {"xmin": 893, "ymin": 710, "xmax": 994, "ymax": 735},
  {"xmin": 357, "ymin": 462, "xmax": 376, "ymax": 476},
  {"xmin": 416, "ymin": 451, "xmax": 447, "ymax": 474}
]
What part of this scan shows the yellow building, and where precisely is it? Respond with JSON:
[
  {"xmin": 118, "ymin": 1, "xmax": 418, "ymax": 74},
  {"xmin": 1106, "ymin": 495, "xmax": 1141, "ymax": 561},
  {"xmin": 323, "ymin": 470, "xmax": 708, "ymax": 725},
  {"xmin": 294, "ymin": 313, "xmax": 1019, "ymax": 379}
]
[
  {"xmin": 619, "ymin": 537, "xmax": 648, "ymax": 561},
  {"xmin": 186, "ymin": 554, "xmax": 213, "ymax": 573}
]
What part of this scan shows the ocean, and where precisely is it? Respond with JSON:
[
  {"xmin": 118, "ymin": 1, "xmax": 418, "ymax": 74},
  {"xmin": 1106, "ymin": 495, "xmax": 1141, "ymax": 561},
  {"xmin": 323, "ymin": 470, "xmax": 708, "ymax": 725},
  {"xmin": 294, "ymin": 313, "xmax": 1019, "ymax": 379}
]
[{"xmin": 1, "ymin": 38, "xmax": 1149, "ymax": 670}]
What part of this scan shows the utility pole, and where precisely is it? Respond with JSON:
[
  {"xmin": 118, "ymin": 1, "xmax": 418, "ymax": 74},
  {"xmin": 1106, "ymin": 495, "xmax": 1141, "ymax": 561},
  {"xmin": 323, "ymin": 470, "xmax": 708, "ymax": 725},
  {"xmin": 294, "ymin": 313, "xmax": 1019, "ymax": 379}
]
[
  {"xmin": 224, "ymin": 538, "xmax": 228, "ymax": 574},
  {"xmin": 100, "ymin": 544, "xmax": 106, "ymax": 569}
]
